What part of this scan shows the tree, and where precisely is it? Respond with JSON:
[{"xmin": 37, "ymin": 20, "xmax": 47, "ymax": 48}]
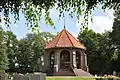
[
  {"xmin": 5, "ymin": 31, "xmax": 18, "ymax": 73},
  {"xmin": 110, "ymin": 49, "xmax": 120, "ymax": 73},
  {"xmin": 0, "ymin": 27, "xmax": 9, "ymax": 72},
  {"xmin": 98, "ymin": 31, "xmax": 115, "ymax": 73},
  {"xmin": 110, "ymin": 7, "xmax": 120, "ymax": 73},
  {"xmin": 0, "ymin": 27, "xmax": 54, "ymax": 73},
  {"xmin": 78, "ymin": 28, "xmax": 103, "ymax": 74},
  {"xmin": 0, "ymin": 0, "xmax": 119, "ymax": 29},
  {"xmin": 111, "ymin": 8, "xmax": 120, "ymax": 48},
  {"xmin": 78, "ymin": 28, "xmax": 115, "ymax": 74},
  {"xmin": 16, "ymin": 32, "xmax": 54, "ymax": 73}
]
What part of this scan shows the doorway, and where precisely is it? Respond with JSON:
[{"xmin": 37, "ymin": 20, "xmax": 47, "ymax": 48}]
[{"xmin": 60, "ymin": 50, "xmax": 70, "ymax": 70}]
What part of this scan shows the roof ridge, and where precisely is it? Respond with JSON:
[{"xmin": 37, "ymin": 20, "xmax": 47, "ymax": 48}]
[
  {"xmin": 65, "ymin": 30, "xmax": 85, "ymax": 48},
  {"xmin": 65, "ymin": 30, "xmax": 75, "ymax": 47},
  {"xmin": 55, "ymin": 29, "xmax": 63, "ymax": 47},
  {"xmin": 66, "ymin": 30, "xmax": 80, "ymax": 43}
]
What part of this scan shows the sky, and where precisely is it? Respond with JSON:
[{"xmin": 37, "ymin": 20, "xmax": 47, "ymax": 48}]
[{"xmin": 0, "ymin": 6, "xmax": 115, "ymax": 39}]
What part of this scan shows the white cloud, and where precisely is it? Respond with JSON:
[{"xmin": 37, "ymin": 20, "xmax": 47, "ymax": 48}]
[
  {"xmin": 89, "ymin": 16, "xmax": 113, "ymax": 33},
  {"xmin": 104, "ymin": 8, "xmax": 114, "ymax": 19},
  {"xmin": 76, "ymin": 9, "xmax": 115, "ymax": 33}
]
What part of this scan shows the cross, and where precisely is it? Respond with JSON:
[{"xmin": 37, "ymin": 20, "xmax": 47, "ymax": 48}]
[{"xmin": 63, "ymin": 13, "xmax": 66, "ymax": 29}]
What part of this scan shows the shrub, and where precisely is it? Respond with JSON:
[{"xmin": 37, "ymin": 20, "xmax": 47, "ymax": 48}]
[{"xmin": 96, "ymin": 77, "xmax": 120, "ymax": 80}]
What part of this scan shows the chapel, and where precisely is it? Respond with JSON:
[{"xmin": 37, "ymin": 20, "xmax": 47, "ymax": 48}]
[{"xmin": 43, "ymin": 29, "xmax": 92, "ymax": 76}]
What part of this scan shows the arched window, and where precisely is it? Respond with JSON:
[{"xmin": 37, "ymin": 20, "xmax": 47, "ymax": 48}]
[
  {"xmin": 60, "ymin": 50, "xmax": 70, "ymax": 70},
  {"xmin": 76, "ymin": 51, "xmax": 81, "ymax": 69}
]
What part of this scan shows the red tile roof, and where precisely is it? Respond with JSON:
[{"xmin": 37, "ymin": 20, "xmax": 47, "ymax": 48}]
[{"xmin": 45, "ymin": 29, "xmax": 86, "ymax": 49}]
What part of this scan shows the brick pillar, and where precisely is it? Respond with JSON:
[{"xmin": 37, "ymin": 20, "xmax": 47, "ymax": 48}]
[
  {"xmin": 73, "ymin": 51, "xmax": 77, "ymax": 69},
  {"xmin": 81, "ymin": 52, "xmax": 89, "ymax": 71},
  {"xmin": 81, "ymin": 52, "xmax": 84, "ymax": 70},
  {"xmin": 57, "ymin": 50, "xmax": 60, "ymax": 71},
  {"xmin": 84, "ymin": 53, "xmax": 89, "ymax": 72},
  {"xmin": 70, "ymin": 50, "xmax": 73, "ymax": 68},
  {"xmin": 56, "ymin": 52, "xmax": 59, "ymax": 72}
]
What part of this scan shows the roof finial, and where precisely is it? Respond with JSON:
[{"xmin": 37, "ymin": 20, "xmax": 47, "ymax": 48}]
[{"xmin": 63, "ymin": 13, "xmax": 66, "ymax": 29}]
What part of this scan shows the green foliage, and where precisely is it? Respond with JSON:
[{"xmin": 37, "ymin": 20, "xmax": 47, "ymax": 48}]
[
  {"xmin": 0, "ymin": 27, "xmax": 9, "ymax": 72},
  {"xmin": 110, "ymin": 49, "xmax": 120, "ymax": 72},
  {"xmin": 96, "ymin": 77, "xmax": 120, "ymax": 80},
  {"xmin": 78, "ymin": 28, "xmax": 103, "ymax": 74},
  {"xmin": 110, "ymin": 8, "xmax": 120, "ymax": 72},
  {"xmin": 0, "ymin": 26, "xmax": 54, "ymax": 73},
  {"xmin": 111, "ymin": 8, "xmax": 120, "ymax": 48},
  {"xmin": 17, "ymin": 38, "xmax": 44, "ymax": 73},
  {"xmin": 0, "ymin": 0, "xmax": 119, "ymax": 29},
  {"xmin": 5, "ymin": 31, "xmax": 18, "ymax": 73},
  {"xmin": 15, "ymin": 32, "xmax": 54, "ymax": 73},
  {"xmin": 78, "ymin": 28, "xmax": 115, "ymax": 74}
]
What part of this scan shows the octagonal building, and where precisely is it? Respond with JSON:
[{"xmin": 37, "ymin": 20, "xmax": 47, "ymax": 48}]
[{"xmin": 44, "ymin": 29, "xmax": 92, "ymax": 76}]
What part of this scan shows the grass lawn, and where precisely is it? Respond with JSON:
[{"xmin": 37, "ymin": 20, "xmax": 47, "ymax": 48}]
[{"xmin": 46, "ymin": 76, "xmax": 95, "ymax": 80}]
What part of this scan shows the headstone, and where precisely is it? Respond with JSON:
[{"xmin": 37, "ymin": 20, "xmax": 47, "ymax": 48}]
[
  {"xmin": 113, "ymin": 71, "xmax": 116, "ymax": 76},
  {"xmin": 27, "ymin": 73, "xmax": 46, "ymax": 80},
  {"xmin": 23, "ymin": 75, "xmax": 30, "ymax": 80},
  {"xmin": 13, "ymin": 74, "xmax": 29, "ymax": 80},
  {"xmin": 13, "ymin": 74, "xmax": 23, "ymax": 80},
  {"xmin": 26, "ymin": 73, "xmax": 33, "ymax": 80},
  {"xmin": 0, "ymin": 73, "xmax": 7, "ymax": 80}
]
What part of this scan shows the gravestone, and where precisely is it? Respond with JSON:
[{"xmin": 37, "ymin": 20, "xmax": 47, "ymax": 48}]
[
  {"xmin": 13, "ymin": 73, "xmax": 46, "ymax": 80},
  {"xmin": 27, "ymin": 73, "xmax": 46, "ymax": 80},
  {"xmin": 113, "ymin": 71, "xmax": 116, "ymax": 76},
  {"xmin": 0, "ymin": 73, "xmax": 7, "ymax": 80},
  {"xmin": 13, "ymin": 74, "xmax": 30, "ymax": 80},
  {"xmin": 23, "ymin": 75, "xmax": 30, "ymax": 80},
  {"xmin": 13, "ymin": 73, "xmax": 22, "ymax": 80}
]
